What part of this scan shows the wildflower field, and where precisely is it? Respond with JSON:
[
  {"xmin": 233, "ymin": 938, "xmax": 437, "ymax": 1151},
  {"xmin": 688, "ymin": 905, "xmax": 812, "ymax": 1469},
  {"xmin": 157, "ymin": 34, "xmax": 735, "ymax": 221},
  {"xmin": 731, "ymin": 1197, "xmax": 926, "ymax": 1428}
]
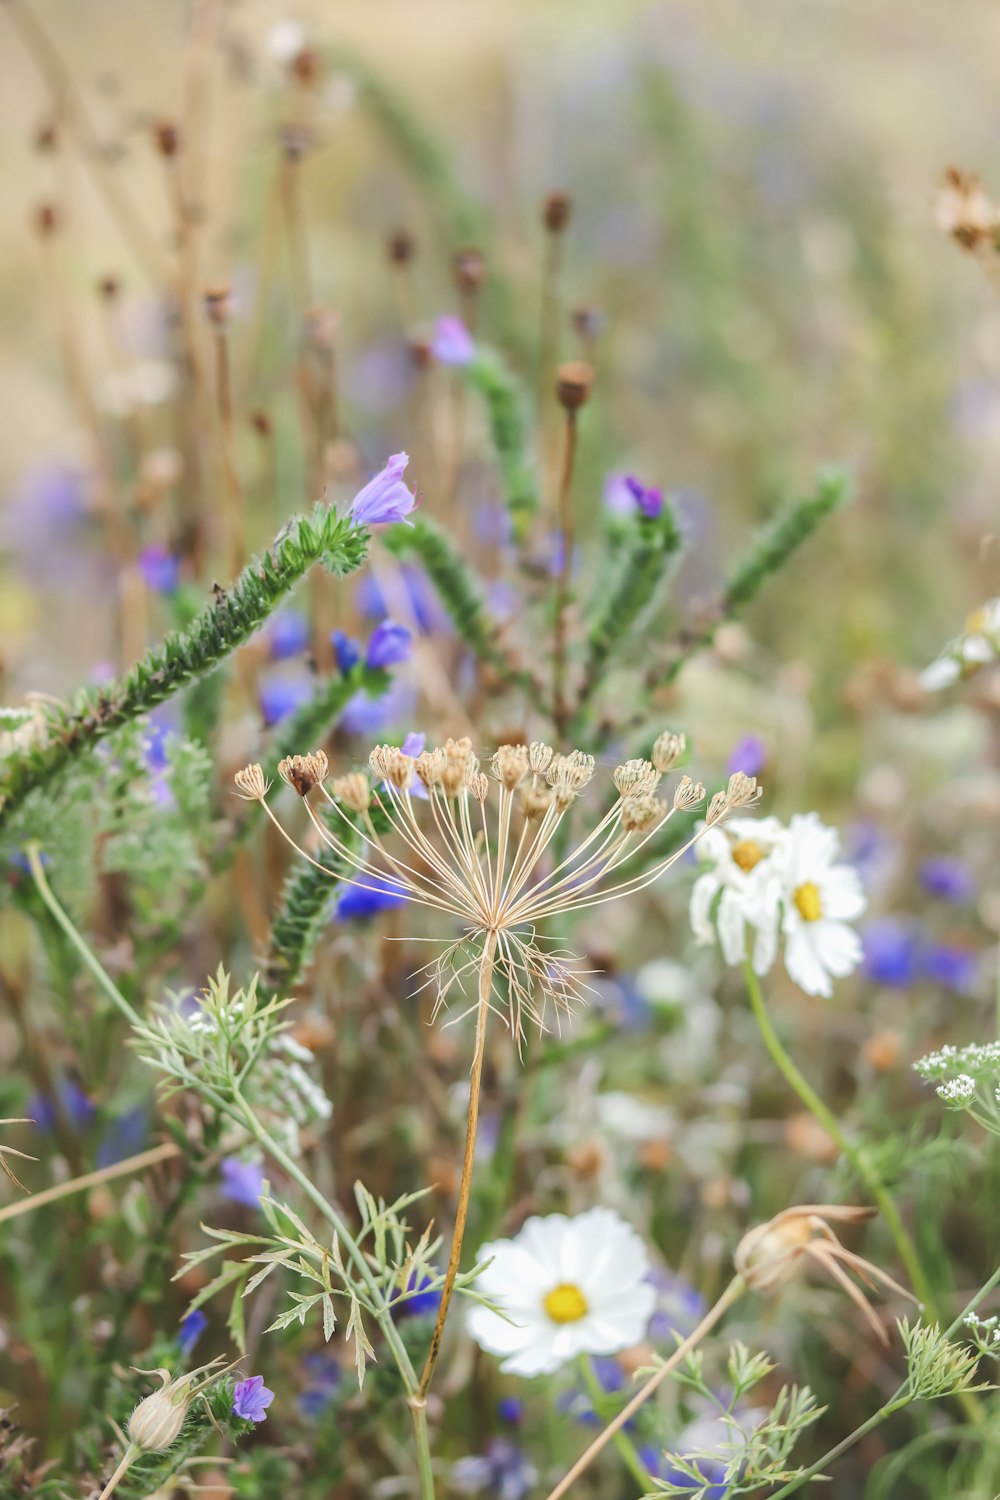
[{"xmin": 3, "ymin": 2, "xmax": 1000, "ymax": 1496}]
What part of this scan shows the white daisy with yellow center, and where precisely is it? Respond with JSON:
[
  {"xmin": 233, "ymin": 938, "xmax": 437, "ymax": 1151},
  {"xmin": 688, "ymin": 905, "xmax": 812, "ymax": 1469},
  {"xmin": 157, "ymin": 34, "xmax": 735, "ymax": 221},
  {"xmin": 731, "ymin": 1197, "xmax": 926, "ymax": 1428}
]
[
  {"xmin": 690, "ymin": 815, "xmax": 786, "ymax": 973},
  {"xmin": 467, "ymin": 1208, "xmax": 655, "ymax": 1377},
  {"xmin": 775, "ymin": 812, "xmax": 866, "ymax": 998}
]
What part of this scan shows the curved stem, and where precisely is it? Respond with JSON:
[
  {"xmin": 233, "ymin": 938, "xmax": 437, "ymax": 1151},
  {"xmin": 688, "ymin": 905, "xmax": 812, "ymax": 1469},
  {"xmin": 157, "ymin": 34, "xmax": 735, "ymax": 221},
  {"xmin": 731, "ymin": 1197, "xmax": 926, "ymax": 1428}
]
[
  {"xmin": 742, "ymin": 960, "xmax": 934, "ymax": 1315},
  {"xmin": 97, "ymin": 1443, "xmax": 139, "ymax": 1500},
  {"xmin": 417, "ymin": 931, "xmax": 497, "ymax": 1399},
  {"xmin": 543, "ymin": 1277, "xmax": 745, "ymax": 1500},
  {"xmin": 579, "ymin": 1356, "xmax": 653, "ymax": 1494},
  {"xmin": 25, "ymin": 844, "xmax": 139, "ymax": 1026}
]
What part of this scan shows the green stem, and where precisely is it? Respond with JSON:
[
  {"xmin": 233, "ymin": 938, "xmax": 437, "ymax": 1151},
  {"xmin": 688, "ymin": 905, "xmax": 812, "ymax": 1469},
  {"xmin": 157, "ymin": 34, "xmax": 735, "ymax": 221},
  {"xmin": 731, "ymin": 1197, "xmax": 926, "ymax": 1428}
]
[
  {"xmin": 25, "ymin": 843, "xmax": 139, "ymax": 1026},
  {"xmin": 742, "ymin": 960, "xmax": 934, "ymax": 1314},
  {"xmin": 765, "ymin": 1259, "xmax": 1000, "ymax": 1498},
  {"xmin": 579, "ymin": 1356, "xmax": 653, "ymax": 1494},
  {"xmin": 409, "ymin": 1399, "xmax": 437, "ymax": 1500}
]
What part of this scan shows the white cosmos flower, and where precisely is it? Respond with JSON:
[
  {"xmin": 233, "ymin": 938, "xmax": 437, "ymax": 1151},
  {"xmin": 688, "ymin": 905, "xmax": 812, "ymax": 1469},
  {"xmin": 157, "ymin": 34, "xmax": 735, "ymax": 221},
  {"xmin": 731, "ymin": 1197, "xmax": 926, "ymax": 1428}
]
[
  {"xmin": 774, "ymin": 812, "xmax": 866, "ymax": 998},
  {"xmin": 689, "ymin": 816, "xmax": 785, "ymax": 974},
  {"xmin": 467, "ymin": 1208, "xmax": 655, "ymax": 1377},
  {"xmin": 921, "ymin": 598, "xmax": 1000, "ymax": 690}
]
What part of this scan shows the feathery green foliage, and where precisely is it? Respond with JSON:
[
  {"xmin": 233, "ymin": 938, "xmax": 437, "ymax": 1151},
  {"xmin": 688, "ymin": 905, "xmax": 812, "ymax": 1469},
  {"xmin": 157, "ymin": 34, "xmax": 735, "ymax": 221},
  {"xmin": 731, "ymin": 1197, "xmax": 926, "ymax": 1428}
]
[{"xmin": 466, "ymin": 346, "xmax": 539, "ymax": 527}]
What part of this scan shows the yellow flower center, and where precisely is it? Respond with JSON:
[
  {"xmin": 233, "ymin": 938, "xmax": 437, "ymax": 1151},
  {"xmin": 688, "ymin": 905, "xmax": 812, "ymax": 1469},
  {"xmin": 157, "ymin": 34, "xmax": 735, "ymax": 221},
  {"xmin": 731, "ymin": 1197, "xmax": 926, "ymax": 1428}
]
[
  {"xmin": 966, "ymin": 607, "xmax": 987, "ymax": 635},
  {"xmin": 793, "ymin": 881, "xmax": 822, "ymax": 922},
  {"xmin": 731, "ymin": 838, "xmax": 765, "ymax": 873},
  {"xmin": 543, "ymin": 1282, "xmax": 589, "ymax": 1324}
]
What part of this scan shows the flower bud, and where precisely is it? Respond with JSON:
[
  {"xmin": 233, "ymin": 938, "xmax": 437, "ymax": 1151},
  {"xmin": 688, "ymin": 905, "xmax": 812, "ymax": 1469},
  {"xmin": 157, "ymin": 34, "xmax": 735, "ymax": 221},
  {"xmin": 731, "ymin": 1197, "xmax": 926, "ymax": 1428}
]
[{"xmin": 128, "ymin": 1370, "xmax": 193, "ymax": 1452}]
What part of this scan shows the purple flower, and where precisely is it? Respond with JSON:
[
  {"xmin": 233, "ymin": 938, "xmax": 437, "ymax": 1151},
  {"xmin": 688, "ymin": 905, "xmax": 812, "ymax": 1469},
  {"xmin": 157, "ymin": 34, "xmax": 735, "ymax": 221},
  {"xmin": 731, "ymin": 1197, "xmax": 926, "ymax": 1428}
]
[
  {"xmin": 28, "ymin": 1080, "xmax": 95, "ymax": 1133},
  {"xmin": 356, "ymin": 564, "xmax": 446, "ymax": 633},
  {"xmin": 862, "ymin": 919, "xmax": 921, "ymax": 989},
  {"xmin": 96, "ymin": 1106, "xmax": 148, "ymax": 1168},
  {"xmin": 431, "ymin": 314, "xmax": 475, "ymax": 366},
  {"xmin": 267, "ymin": 609, "xmax": 310, "ymax": 661},
  {"xmin": 258, "ymin": 673, "xmax": 313, "ymax": 726},
  {"xmin": 726, "ymin": 734, "xmax": 767, "ymax": 778},
  {"xmin": 334, "ymin": 877, "xmax": 408, "ymax": 921},
  {"xmin": 365, "ymin": 620, "xmax": 413, "ymax": 670},
  {"xmin": 220, "ymin": 1157, "xmax": 265, "ymax": 1208},
  {"xmin": 392, "ymin": 1271, "xmax": 441, "ymax": 1320},
  {"xmin": 922, "ymin": 943, "xmax": 979, "ymax": 995},
  {"xmin": 349, "ymin": 452, "xmax": 416, "ymax": 527},
  {"xmin": 452, "ymin": 1440, "xmax": 538, "ymax": 1499},
  {"xmin": 298, "ymin": 1354, "xmax": 340, "ymax": 1419},
  {"xmin": 178, "ymin": 1309, "xmax": 208, "ymax": 1357},
  {"xmin": 232, "ymin": 1375, "xmax": 274, "ymax": 1424},
  {"xmin": 497, "ymin": 1396, "xmax": 523, "ymax": 1426},
  {"xmin": 624, "ymin": 475, "xmax": 664, "ymax": 519},
  {"xmin": 331, "ymin": 630, "xmax": 361, "ymax": 674},
  {"xmin": 138, "ymin": 545, "xmax": 181, "ymax": 594},
  {"xmin": 648, "ymin": 1268, "xmax": 707, "ymax": 1342},
  {"xmin": 919, "ymin": 857, "xmax": 975, "ymax": 904},
  {"xmin": 604, "ymin": 472, "xmax": 637, "ymax": 516}
]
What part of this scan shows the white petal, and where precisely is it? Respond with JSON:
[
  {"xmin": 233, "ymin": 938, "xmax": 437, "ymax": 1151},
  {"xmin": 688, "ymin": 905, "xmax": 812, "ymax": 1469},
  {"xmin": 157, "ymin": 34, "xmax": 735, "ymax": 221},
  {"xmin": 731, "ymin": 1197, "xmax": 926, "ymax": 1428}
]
[
  {"xmin": 717, "ymin": 889, "xmax": 749, "ymax": 965},
  {"xmin": 784, "ymin": 927, "xmax": 832, "ymax": 998},
  {"xmin": 689, "ymin": 873, "xmax": 719, "ymax": 944},
  {"xmin": 820, "ymin": 866, "xmax": 866, "ymax": 922},
  {"xmin": 811, "ymin": 919, "xmax": 863, "ymax": 978},
  {"xmin": 920, "ymin": 656, "xmax": 960, "ymax": 690}
]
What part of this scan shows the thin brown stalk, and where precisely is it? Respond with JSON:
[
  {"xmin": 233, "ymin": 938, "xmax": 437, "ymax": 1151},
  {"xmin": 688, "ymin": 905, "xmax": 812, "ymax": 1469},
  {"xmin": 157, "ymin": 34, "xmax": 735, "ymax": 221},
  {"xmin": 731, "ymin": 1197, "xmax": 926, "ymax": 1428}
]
[
  {"xmin": 417, "ymin": 930, "xmax": 498, "ymax": 1399},
  {"xmin": 0, "ymin": 1142, "xmax": 180, "ymax": 1225},
  {"xmin": 552, "ymin": 409, "xmax": 578, "ymax": 737},
  {"xmin": 543, "ymin": 1276, "xmax": 746, "ymax": 1500},
  {"xmin": 211, "ymin": 320, "xmax": 246, "ymax": 577}
]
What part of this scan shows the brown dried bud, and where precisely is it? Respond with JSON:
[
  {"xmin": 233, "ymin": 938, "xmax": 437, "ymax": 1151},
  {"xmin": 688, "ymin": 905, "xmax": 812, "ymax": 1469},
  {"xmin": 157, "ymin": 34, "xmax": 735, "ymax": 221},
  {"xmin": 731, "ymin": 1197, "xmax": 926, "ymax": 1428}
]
[
  {"xmin": 468, "ymin": 771, "xmax": 489, "ymax": 804},
  {"xmin": 440, "ymin": 737, "xmax": 475, "ymax": 797},
  {"xmin": 452, "ymin": 246, "xmax": 487, "ymax": 293},
  {"xmin": 250, "ymin": 409, "xmax": 273, "ymax": 438},
  {"xmin": 528, "ymin": 741, "xmax": 554, "ymax": 774},
  {"xmin": 33, "ymin": 202, "xmax": 59, "ymax": 238},
  {"xmin": 291, "ymin": 46, "xmax": 320, "ymax": 86},
  {"xmin": 937, "ymin": 166, "xmax": 999, "ymax": 250},
  {"xmin": 278, "ymin": 754, "xmax": 320, "ymax": 796},
  {"xmin": 97, "ymin": 274, "xmax": 121, "ymax": 302},
  {"xmin": 725, "ymin": 772, "xmax": 762, "ymax": 810},
  {"xmin": 387, "ymin": 228, "xmax": 415, "ymax": 265},
  {"xmin": 408, "ymin": 334, "xmax": 433, "ymax": 370},
  {"xmin": 203, "ymin": 285, "xmax": 231, "ymax": 326},
  {"xmin": 153, "ymin": 120, "xmax": 180, "ymax": 158},
  {"xmin": 543, "ymin": 190, "xmax": 572, "ymax": 234},
  {"xmin": 34, "ymin": 118, "xmax": 60, "ymax": 153},
  {"xmin": 555, "ymin": 360, "xmax": 594, "ymax": 412}
]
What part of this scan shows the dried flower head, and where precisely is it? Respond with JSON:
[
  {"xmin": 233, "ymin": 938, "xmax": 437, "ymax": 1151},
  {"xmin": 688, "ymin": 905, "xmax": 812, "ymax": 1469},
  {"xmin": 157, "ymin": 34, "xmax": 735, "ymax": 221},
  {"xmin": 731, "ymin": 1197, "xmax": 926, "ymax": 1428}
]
[
  {"xmin": 276, "ymin": 752, "xmax": 328, "ymax": 796},
  {"xmin": 555, "ymin": 360, "xmax": 594, "ymax": 412},
  {"xmin": 234, "ymin": 763, "xmax": 270, "ymax": 802},
  {"xmin": 203, "ymin": 285, "xmax": 231, "ymax": 326},
  {"xmin": 652, "ymin": 731, "xmax": 686, "ymax": 773},
  {"xmin": 128, "ymin": 1358, "xmax": 231, "ymax": 1452},
  {"xmin": 937, "ymin": 166, "xmax": 999, "ymax": 250},
  {"xmin": 735, "ymin": 1205, "xmax": 913, "ymax": 1343},
  {"xmin": 387, "ymin": 228, "xmax": 415, "ymax": 264},
  {"xmin": 242, "ymin": 736, "xmax": 759, "ymax": 1047},
  {"xmin": 543, "ymin": 190, "xmax": 572, "ymax": 234}
]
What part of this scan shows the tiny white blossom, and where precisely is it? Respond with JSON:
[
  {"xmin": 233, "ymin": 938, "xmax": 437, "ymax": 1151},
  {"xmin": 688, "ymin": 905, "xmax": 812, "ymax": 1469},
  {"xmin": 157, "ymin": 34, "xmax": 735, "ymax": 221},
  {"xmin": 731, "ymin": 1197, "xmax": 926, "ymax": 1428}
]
[
  {"xmin": 467, "ymin": 1208, "xmax": 655, "ymax": 1377},
  {"xmin": 937, "ymin": 1074, "xmax": 978, "ymax": 1108},
  {"xmin": 689, "ymin": 816, "xmax": 786, "ymax": 973},
  {"xmin": 921, "ymin": 599, "xmax": 1000, "ymax": 690}
]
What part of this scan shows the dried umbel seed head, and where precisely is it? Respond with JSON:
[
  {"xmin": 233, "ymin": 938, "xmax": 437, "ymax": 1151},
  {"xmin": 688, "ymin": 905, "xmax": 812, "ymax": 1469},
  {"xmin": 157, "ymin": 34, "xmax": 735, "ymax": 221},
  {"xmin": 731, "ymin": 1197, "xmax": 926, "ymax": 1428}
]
[
  {"xmin": 613, "ymin": 758, "xmax": 660, "ymax": 798},
  {"xmin": 547, "ymin": 750, "xmax": 596, "ymax": 809},
  {"xmin": 440, "ymin": 737, "xmax": 475, "ymax": 797},
  {"xmin": 672, "ymin": 775, "xmax": 706, "ymax": 811},
  {"xmin": 621, "ymin": 791, "xmax": 663, "ymax": 833},
  {"xmin": 528, "ymin": 741, "xmax": 554, "ymax": 775},
  {"xmin": 278, "ymin": 753, "xmax": 325, "ymax": 796},
  {"xmin": 468, "ymin": 771, "xmax": 490, "ymax": 804},
  {"xmin": 937, "ymin": 166, "xmax": 999, "ymax": 250},
  {"xmin": 234, "ymin": 763, "xmax": 270, "ymax": 802},
  {"xmin": 555, "ymin": 360, "xmax": 594, "ymax": 412},
  {"xmin": 387, "ymin": 228, "xmax": 415, "ymax": 265},
  {"xmin": 520, "ymin": 784, "xmax": 553, "ymax": 820},
  {"xmin": 491, "ymin": 744, "xmax": 529, "ymax": 791},
  {"xmin": 369, "ymin": 745, "xmax": 414, "ymax": 792},
  {"xmin": 452, "ymin": 246, "xmax": 487, "ymax": 293},
  {"xmin": 153, "ymin": 120, "xmax": 181, "ymax": 158},
  {"xmin": 203, "ymin": 285, "xmax": 231, "ymax": 326},
  {"xmin": 725, "ymin": 771, "xmax": 762, "ymax": 810},
  {"xmin": 332, "ymin": 772, "xmax": 369, "ymax": 813},
  {"xmin": 705, "ymin": 790, "xmax": 729, "ymax": 825},
  {"xmin": 734, "ymin": 1204, "xmax": 912, "ymax": 1344},
  {"xmin": 652, "ymin": 731, "xmax": 686, "ymax": 774},
  {"xmin": 415, "ymin": 748, "xmax": 446, "ymax": 789},
  {"xmin": 543, "ymin": 190, "xmax": 572, "ymax": 234}
]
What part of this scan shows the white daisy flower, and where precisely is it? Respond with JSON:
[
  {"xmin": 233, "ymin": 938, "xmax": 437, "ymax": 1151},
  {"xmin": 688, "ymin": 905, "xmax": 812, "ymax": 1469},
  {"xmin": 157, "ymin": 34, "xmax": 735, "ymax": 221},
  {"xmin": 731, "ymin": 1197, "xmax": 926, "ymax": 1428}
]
[
  {"xmin": 689, "ymin": 815, "xmax": 785, "ymax": 974},
  {"xmin": 773, "ymin": 812, "xmax": 866, "ymax": 998},
  {"xmin": 921, "ymin": 598, "xmax": 1000, "ymax": 690},
  {"xmin": 467, "ymin": 1207, "xmax": 655, "ymax": 1377}
]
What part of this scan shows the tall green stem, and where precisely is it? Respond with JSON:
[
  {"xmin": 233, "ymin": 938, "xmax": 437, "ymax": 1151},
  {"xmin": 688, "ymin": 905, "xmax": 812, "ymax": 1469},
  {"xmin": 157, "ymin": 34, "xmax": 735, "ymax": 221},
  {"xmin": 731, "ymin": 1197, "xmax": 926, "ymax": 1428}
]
[
  {"xmin": 25, "ymin": 843, "xmax": 139, "ymax": 1025},
  {"xmin": 579, "ymin": 1356, "xmax": 653, "ymax": 1493},
  {"xmin": 742, "ymin": 960, "xmax": 934, "ymax": 1315}
]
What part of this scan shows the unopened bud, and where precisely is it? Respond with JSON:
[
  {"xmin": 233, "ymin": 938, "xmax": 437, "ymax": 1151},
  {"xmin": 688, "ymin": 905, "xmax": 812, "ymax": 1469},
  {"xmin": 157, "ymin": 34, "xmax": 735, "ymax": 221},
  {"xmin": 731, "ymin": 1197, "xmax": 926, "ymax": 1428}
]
[{"xmin": 555, "ymin": 360, "xmax": 594, "ymax": 413}]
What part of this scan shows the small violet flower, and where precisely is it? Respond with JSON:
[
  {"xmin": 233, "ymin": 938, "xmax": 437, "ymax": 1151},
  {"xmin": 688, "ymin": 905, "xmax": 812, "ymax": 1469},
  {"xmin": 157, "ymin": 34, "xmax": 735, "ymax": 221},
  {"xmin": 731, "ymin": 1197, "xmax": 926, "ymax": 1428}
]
[
  {"xmin": 919, "ymin": 856, "xmax": 975, "ymax": 904},
  {"xmin": 862, "ymin": 919, "xmax": 921, "ymax": 989},
  {"xmin": 334, "ymin": 877, "xmax": 408, "ymax": 922},
  {"xmin": 258, "ymin": 674, "xmax": 313, "ymax": 727},
  {"xmin": 331, "ymin": 629, "xmax": 361, "ymax": 675},
  {"xmin": 452, "ymin": 1439, "xmax": 538, "ymax": 1500},
  {"xmin": 138, "ymin": 545, "xmax": 181, "ymax": 594},
  {"xmin": 267, "ymin": 609, "xmax": 311, "ymax": 661},
  {"xmin": 431, "ymin": 314, "xmax": 475, "ymax": 366},
  {"xmin": 349, "ymin": 451, "xmax": 416, "ymax": 527},
  {"xmin": 232, "ymin": 1375, "xmax": 274, "ymax": 1424},
  {"xmin": 177, "ymin": 1309, "xmax": 208, "ymax": 1357},
  {"xmin": 726, "ymin": 734, "xmax": 767, "ymax": 779},
  {"xmin": 220, "ymin": 1157, "xmax": 265, "ymax": 1208},
  {"xmin": 365, "ymin": 620, "xmax": 413, "ymax": 670},
  {"xmin": 624, "ymin": 474, "xmax": 664, "ymax": 519}
]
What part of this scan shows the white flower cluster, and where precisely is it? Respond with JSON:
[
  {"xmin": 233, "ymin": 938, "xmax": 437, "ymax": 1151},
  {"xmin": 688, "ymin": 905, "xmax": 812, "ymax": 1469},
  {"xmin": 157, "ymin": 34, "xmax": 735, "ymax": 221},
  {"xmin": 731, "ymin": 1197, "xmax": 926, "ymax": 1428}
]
[
  {"xmin": 935, "ymin": 1074, "xmax": 978, "ymax": 1109},
  {"xmin": 913, "ymin": 1041, "xmax": 1000, "ymax": 1082},
  {"xmin": 921, "ymin": 599, "xmax": 1000, "ymax": 690},
  {"xmin": 689, "ymin": 811, "xmax": 866, "ymax": 998},
  {"xmin": 255, "ymin": 1034, "xmax": 334, "ymax": 1156}
]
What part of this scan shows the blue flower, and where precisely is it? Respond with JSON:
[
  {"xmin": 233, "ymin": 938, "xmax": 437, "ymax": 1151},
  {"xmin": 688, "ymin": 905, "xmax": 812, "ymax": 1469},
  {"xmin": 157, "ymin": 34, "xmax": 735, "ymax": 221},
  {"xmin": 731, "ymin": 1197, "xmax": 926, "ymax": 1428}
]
[
  {"xmin": 338, "ymin": 679, "xmax": 416, "ymax": 736},
  {"xmin": 648, "ymin": 1268, "xmax": 708, "ymax": 1342},
  {"xmin": 232, "ymin": 1375, "xmax": 274, "ymax": 1423},
  {"xmin": 392, "ymin": 1271, "xmax": 442, "ymax": 1320},
  {"xmin": 726, "ymin": 734, "xmax": 767, "ymax": 778},
  {"xmin": 356, "ymin": 564, "xmax": 445, "ymax": 633},
  {"xmin": 624, "ymin": 475, "xmax": 664, "ymax": 519},
  {"xmin": 922, "ymin": 943, "xmax": 978, "ymax": 995},
  {"xmin": 27, "ymin": 1080, "xmax": 95, "ymax": 1133},
  {"xmin": 138, "ymin": 545, "xmax": 181, "ymax": 594},
  {"xmin": 298, "ymin": 1353, "xmax": 341, "ymax": 1418},
  {"xmin": 177, "ymin": 1309, "xmax": 208, "ymax": 1357},
  {"xmin": 350, "ymin": 452, "xmax": 416, "ymax": 527},
  {"xmin": 96, "ymin": 1106, "xmax": 148, "ymax": 1168},
  {"xmin": 497, "ymin": 1396, "xmax": 523, "ymax": 1426},
  {"xmin": 861, "ymin": 919, "xmax": 921, "ymax": 989},
  {"xmin": 258, "ymin": 673, "xmax": 313, "ymax": 726},
  {"xmin": 334, "ymin": 877, "xmax": 408, "ymax": 921},
  {"xmin": 331, "ymin": 630, "xmax": 361, "ymax": 674},
  {"xmin": 266, "ymin": 609, "xmax": 310, "ymax": 661},
  {"xmin": 452, "ymin": 1440, "xmax": 538, "ymax": 1499},
  {"xmin": 220, "ymin": 1157, "xmax": 265, "ymax": 1208},
  {"xmin": 431, "ymin": 314, "xmax": 475, "ymax": 366},
  {"xmin": 919, "ymin": 857, "xmax": 975, "ymax": 904},
  {"xmin": 365, "ymin": 619, "xmax": 413, "ymax": 670}
]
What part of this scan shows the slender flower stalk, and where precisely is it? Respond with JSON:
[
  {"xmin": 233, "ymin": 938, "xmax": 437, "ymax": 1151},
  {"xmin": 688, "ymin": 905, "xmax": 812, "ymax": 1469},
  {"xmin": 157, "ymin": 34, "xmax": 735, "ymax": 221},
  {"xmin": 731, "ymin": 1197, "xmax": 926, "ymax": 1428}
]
[
  {"xmin": 0, "ymin": 1142, "xmax": 178, "ymax": 1225},
  {"xmin": 236, "ymin": 734, "xmax": 761, "ymax": 1400},
  {"xmin": 552, "ymin": 362, "xmax": 592, "ymax": 735}
]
